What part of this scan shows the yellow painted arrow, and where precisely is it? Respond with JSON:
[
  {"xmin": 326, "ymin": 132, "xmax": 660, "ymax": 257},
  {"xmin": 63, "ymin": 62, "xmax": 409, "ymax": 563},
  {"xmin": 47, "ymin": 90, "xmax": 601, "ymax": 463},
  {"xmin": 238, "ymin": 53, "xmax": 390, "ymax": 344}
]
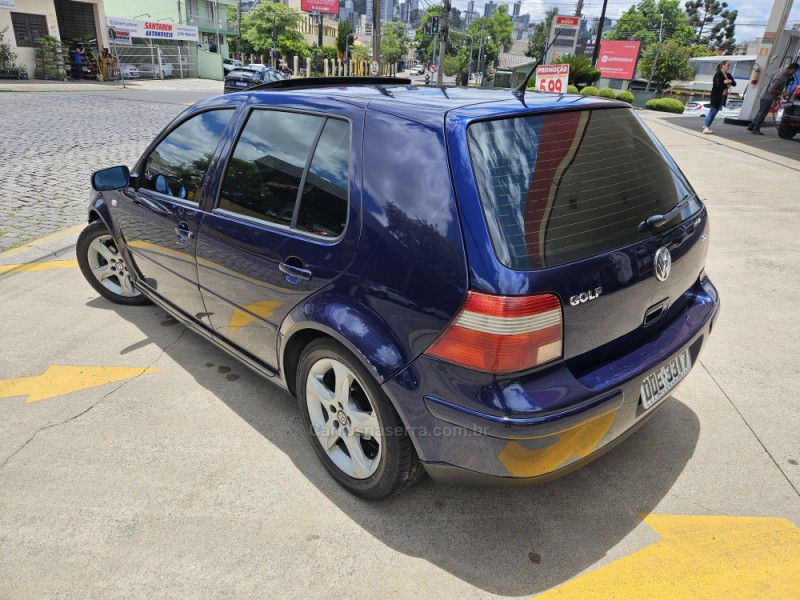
[
  {"xmin": 229, "ymin": 300, "xmax": 283, "ymax": 334},
  {"xmin": 498, "ymin": 411, "xmax": 617, "ymax": 477},
  {"xmin": 535, "ymin": 514, "xmax": 800, "ymax": 599},
  {"xmin": 0, "ymin": 365, "xmax": 160, "ymax": 403}
]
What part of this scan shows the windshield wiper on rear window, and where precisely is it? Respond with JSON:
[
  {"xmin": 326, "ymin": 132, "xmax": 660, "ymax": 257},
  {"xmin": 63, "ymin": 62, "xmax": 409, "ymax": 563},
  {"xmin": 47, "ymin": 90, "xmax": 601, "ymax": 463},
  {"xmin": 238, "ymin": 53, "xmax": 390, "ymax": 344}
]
[{"xmin": 638, "ymin": 197, "xmax": 690, "ymax": 233}]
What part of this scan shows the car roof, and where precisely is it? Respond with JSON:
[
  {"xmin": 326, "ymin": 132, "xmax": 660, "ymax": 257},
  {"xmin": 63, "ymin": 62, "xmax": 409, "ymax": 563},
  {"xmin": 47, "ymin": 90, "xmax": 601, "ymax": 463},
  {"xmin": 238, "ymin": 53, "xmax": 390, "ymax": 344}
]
[{"xmin": 196, "ymin": 83, "xmax": 626, "ymax": 127}]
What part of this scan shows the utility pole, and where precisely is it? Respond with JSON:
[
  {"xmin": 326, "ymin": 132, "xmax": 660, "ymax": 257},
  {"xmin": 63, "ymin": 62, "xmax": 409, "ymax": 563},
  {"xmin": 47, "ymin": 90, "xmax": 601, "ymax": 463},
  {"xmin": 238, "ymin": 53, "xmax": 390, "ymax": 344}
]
[
  {"xmin": 436, "ymin": 0, "xmax": 451, "ymax": 85},
  {"xmin": 317, "ymin": 11, "xmax": 323, "ymax": 47},
  {"xmin": 591, "ymin": 0, "xmax": 609, "ymax": 67},
  {"xmin": 236, "ymin": 0, "xmax": 241, "ymax": 57},
  {"xmin": 372, "ymin": 0, "xmax": 381, "ymax": 70},
  {"xmin": 177, "ymin": 0, "xmax": 183, "ymax": 24},
  {"xmin": 646, "ymin": 14, "xmax": 664, "ymax": 92},
  {"xmin": 475, "ymin": 19, "xmax": 485, "ymax": 88},
  {"xmin": 574, "ymin": 0, "xmax": 583, "ymax": 18}
]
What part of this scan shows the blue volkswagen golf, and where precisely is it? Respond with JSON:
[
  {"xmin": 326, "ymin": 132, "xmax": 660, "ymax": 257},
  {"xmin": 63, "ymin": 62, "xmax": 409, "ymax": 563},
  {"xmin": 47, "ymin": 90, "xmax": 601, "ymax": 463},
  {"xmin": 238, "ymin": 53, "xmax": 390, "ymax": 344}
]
[{"xmin": 77, "ymin": 78, "xmax": 719, "ymax": 499}]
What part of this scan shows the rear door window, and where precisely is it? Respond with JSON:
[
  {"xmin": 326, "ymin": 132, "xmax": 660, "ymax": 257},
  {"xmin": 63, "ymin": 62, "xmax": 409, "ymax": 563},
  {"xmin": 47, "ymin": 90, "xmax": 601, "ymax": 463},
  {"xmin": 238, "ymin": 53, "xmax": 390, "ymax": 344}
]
[{"xmin": 467, "ymin": 108, "xmax": 699, "ymax": 270}]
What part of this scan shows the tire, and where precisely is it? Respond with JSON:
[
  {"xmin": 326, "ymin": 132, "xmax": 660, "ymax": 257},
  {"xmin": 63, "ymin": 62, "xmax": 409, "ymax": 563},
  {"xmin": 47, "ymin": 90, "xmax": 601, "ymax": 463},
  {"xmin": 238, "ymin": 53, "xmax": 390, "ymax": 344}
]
[
  {"xmin": 76, "ymin": 220, "xmax": 151, "ymax": 306},
  {"xmin": 778, "ymin": 124, "xmax": 796, "ymax": 139},
  {"xmin": 297, "ymin": 339, "xmax": 424, "ymax": 500}
]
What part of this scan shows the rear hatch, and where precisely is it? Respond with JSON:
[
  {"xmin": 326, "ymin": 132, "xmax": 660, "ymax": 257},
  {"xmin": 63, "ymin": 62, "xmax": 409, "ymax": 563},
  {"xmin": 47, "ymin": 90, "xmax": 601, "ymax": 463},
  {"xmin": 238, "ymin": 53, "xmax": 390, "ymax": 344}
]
[
  {"xmin": 453, "ymin": 106, "xmax": 707, "ymax": 370},
  {"xmin": 225, "ymin": 69, "xmax": 260, "ymax": 90}
]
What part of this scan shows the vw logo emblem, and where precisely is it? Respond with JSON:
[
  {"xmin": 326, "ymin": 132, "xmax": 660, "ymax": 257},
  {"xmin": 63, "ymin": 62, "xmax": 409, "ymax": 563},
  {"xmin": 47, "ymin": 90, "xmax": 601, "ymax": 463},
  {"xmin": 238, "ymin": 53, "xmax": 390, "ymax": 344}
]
[
  {"xmin": 654, "ymin": 247, "xmax": 672, "ymax": 282},
  {"xmin": 337, "ymin": 410, "xmax": 348, "ymax": 426}
]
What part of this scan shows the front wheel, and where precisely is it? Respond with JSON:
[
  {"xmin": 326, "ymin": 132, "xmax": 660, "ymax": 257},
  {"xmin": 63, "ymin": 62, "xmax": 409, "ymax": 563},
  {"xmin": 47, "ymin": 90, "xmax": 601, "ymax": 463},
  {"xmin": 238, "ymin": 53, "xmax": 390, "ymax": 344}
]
[
  {"xmin": 778, "ymin": 124, "xmax": 797, "ymax": 139},
  {"xmin": 76, "ymin": 220, "xmax": 150, "ymax": 305},
  {"xmin": 297, "ymin": 339, "xmax": 424, "ymax": 500}
]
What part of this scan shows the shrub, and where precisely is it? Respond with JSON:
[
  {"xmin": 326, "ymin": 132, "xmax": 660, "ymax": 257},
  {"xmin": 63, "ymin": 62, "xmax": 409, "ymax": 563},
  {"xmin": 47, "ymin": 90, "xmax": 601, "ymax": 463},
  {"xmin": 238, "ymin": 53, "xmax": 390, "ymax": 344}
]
[
  {"xmin": 616, "ymin": 90, "xmax": 635, "ymax": 104},
  {"xmin": 567, "ymin": 84, "xmax": 579, "ymax": 94},
  {"xmin": 598, "ymin": 87, "xmax": 617, "ymax": 99},
  {"xmin": 580, "ymin": 86, "xmax": 599, "ymax": 96},
  {"xmin": 644, "ymin": 98, "xmax": 685, "ymax": 114}
]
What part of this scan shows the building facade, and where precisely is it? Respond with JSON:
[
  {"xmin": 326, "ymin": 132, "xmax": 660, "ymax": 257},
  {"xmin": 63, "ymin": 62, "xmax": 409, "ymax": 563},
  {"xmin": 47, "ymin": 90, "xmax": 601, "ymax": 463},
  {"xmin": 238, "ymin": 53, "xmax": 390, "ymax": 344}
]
[{"xmin": 0, "ymin": 0, "xmax": 110, "ymax": 77}]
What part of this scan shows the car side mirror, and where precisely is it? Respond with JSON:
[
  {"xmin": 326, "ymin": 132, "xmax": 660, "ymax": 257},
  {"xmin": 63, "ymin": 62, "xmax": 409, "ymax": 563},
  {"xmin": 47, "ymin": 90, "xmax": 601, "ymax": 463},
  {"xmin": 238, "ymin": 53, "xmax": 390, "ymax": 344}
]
[{"xmin": 92, "ymin": 166, "xmax": 130, "ymax": 191}]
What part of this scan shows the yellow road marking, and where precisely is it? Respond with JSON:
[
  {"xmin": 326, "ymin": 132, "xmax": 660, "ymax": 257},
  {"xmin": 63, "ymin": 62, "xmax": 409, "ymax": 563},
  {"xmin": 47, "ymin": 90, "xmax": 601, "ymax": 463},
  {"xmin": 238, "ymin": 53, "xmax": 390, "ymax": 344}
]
[
  {"xmin": 0, "ymin": 259, "xmax": 78, "ymax": 274},
  {"xmin": 0, "ymin": 365, "xmax": 160, "ymax": 403},
  {"xmin": 534, "ymin": 514, "xmax": 800, "ymax": 599},
  {"xmin": 229, "ymin": 300, "xmax": 283, "ymax": 334},
  {"xmin": 498, "ymin": 411, "xmax": 616, "ymax": 477}
]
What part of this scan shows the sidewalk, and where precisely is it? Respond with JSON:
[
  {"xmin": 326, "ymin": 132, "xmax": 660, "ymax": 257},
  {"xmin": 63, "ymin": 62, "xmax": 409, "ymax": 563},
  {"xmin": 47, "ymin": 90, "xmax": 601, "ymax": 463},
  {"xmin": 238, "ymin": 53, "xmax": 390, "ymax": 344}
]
[{"xmin": 0, "ymin": 77, "xmax": 222, "ymax": 93}]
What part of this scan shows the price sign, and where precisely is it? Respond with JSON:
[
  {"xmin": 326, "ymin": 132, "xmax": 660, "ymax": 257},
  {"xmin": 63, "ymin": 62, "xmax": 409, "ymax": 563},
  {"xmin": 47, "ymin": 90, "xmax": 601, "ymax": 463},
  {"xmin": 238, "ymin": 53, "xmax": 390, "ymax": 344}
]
[{"xmin": 536, "ymin": 64, "xmax": 569, "ymax": 94}]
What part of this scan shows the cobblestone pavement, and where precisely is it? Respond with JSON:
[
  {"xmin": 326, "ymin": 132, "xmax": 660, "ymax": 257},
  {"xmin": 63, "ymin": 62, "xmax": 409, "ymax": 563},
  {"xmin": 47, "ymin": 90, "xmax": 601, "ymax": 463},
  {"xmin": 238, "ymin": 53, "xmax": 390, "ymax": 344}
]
[{"xmin": 0, "ymin": 93, "xmax": 187, "ymax": 251}]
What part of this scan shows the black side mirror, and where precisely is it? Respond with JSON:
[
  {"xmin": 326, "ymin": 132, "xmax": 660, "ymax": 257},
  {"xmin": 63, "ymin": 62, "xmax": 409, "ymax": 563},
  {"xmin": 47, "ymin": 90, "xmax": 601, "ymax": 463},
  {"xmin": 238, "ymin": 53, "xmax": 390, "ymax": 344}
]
[{"xmin": 92, "ymin": 166, "xmax": 130, "ymax": 191}]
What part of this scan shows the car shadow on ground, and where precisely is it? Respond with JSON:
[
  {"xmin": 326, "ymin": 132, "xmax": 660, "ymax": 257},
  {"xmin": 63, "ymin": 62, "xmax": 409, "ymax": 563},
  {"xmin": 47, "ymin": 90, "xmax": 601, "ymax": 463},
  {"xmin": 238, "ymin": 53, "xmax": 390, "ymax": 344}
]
[{"xmin": 94, "ymin": 299, "xmax": 701, "ymax": 597}]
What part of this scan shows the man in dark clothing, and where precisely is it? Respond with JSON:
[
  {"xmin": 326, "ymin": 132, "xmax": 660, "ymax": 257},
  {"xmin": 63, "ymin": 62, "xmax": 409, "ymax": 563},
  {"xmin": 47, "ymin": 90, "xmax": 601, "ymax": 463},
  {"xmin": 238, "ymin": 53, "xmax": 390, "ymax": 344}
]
[{"xmin": 748, "ymin": 62, "xmax": 799, "ymax": 135}]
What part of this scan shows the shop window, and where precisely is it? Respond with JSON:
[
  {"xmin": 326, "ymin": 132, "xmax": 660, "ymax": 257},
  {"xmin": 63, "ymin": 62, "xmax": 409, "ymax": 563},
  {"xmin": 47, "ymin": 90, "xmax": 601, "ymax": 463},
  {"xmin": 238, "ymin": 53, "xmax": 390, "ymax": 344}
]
[{"xmin": 10, "ymin": 13, "xmax": 48, "ymax": 48}]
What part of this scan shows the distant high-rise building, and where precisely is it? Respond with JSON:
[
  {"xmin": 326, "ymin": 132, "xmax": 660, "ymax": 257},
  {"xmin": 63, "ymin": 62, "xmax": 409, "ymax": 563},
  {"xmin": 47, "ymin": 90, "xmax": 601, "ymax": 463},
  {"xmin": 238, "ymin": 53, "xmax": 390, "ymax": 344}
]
[
  {"xmin": 465, "ymin": 0, "xmax": 474, "ymax": 26},
  {"xmin": 365, "ymin": 0, "xmax": 373, "ymax": 35},
  {"xmin": 382, "ymin": 0, "xmax": 395, "ymax": 24},
  {"xmin": 512, "ymin": 1, "xmax": 520, "ymax": 18},
  {"xmin": 483, "ymin": 1, "xmax": 496, "ymax": 18}
]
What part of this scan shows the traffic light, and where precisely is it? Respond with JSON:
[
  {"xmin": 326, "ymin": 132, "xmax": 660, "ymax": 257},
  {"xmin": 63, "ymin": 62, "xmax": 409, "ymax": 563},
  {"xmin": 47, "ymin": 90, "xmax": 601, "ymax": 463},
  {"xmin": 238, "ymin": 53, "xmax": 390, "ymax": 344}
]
[
  {"xmin": 431, "ymin": 16, "xmax": 439, "ymax": 34},
  {"xmin": 424, "ymin": 22, "xmax": 431, "ymax": 36}
]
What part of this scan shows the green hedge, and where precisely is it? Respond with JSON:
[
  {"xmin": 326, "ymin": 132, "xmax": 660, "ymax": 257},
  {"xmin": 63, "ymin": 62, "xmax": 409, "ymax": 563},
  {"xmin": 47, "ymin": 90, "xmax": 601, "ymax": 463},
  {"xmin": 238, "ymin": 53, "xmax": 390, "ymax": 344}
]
[
  {"xmin": 598, "ymin": 87, "xmax": 616, "ymax": 99},
  {"xmin": 616, "ymin": 90, "xmax": 635, "ymax": 104},
  {"xmin": 580, "ymin": 86, "xmax": 599, "ymax": 96},
  {"xmin": 567, "ymin": 84, "xmax": 579, "ymax": 94},
  {"xmin": 644, "ymin": 98, "xmax": 685, "ymax": 114}
]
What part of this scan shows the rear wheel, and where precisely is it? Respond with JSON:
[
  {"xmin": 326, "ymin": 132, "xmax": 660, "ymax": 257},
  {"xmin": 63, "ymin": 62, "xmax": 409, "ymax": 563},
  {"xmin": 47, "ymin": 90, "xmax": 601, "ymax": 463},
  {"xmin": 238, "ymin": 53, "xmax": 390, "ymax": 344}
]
[
  {"xmin": 297, "ymin": 339, "xmax": 424, "ymax": 500},
  {"xmin": 778, "ymin": 123, "xmax": 797, "ymax": 139},
  {"xmin": 76, "ymin": 221, "xmax": 150, "ymax": 305}
]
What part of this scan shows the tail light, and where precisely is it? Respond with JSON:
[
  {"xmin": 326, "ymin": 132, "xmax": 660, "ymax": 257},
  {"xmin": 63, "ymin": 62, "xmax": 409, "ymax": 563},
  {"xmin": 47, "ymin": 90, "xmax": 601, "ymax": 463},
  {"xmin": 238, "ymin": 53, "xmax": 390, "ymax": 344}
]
[{"xmin": 425, "ymin": 292, "xmax": 563, "ymax": 374}]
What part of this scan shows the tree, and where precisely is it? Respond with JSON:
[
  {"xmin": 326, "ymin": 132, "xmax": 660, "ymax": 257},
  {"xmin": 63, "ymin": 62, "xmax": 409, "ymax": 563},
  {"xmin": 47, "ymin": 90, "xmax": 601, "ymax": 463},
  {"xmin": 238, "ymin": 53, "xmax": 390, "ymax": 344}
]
[
  {"xmin": 553, "ymin": 54, "xmax": 601, "ymax": 86},
  {"xmin": 526, "ymin": 8, "xmax": 558, "ymax": 59},
  {"xmin": 336, "ymin": 20, "xmax": 353, "ymax": 61},
  {"xmin": 685, "ymin": 0, "xmax": 737, "ymax": 52},
  {"xmin": 0, "ymin": 27, "xmax": 17, "ymax": 68},
  {"xmin": 240, "ymin": 2, "xmax": 309, "ymax": 61},
  {"xmin": 605, "ymin": 0, "xmax": 695, "ymax": 48},
  {"xmin": 636, "ymin": 40, "xmax": 712, "ymax": 90},
  {"xmin": 381, "ymin": 21, "xmax": 409, "ymax": 66}
]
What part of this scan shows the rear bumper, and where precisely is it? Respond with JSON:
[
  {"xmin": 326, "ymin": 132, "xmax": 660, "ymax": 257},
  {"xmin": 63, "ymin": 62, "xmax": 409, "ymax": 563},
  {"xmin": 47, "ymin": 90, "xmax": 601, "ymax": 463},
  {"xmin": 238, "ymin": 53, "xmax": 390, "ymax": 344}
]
[{"xmin": 383, "ymin": 276, "xmax": 720, "ymax": 484}]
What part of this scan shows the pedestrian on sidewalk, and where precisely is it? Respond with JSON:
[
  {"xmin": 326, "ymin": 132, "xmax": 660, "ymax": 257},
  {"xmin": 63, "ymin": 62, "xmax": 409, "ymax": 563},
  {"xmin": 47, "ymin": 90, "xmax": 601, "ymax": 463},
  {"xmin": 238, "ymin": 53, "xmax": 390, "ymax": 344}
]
[
  {"xmin": 748, "ymin": 62, "xmax": 799, "ymax": 135},
  {"xmin": 72, "ymin": 46, "xmax": 84, "ymax": 80},
  {"xmin": 703, "ymin": 60, "xmax": 736, "ymax": 134}
]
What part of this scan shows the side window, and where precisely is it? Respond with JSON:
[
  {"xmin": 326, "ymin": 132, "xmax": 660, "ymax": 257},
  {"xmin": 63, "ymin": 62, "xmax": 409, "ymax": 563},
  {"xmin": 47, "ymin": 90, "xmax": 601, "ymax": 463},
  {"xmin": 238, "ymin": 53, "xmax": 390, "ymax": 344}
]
[
  {"xmin": 218, "ymin": 110, "xmax": 323, "ymax": 227},
  {"xmin": 139, "ymin": 109, "xmax": 234, "ymax": 203},
  {"xmin": 295, "ymin": 119, "xmax": 350, "ymax": 238}
]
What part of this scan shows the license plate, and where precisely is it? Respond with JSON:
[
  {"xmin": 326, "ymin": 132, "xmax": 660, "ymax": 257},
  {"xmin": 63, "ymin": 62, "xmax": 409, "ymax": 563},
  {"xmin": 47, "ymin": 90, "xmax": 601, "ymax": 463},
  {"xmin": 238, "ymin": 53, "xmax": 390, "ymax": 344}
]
[
  {"xmin": 640, "ymin": 349, "xmax": 692, "ymax": 409},
  {"xmin": 235, "ymin": 81, "xmax": 248, "ymax": 87}
]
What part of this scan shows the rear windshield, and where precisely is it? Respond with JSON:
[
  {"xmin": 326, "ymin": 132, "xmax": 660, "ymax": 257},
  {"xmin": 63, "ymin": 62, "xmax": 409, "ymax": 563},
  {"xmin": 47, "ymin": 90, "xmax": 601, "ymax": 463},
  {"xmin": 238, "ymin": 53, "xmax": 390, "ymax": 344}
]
[
  {"xmin": 230, "ymin": 69, "xmax": 257, "ymax": 78},
  {"xmin": 467, "ymin": 108, "xmax": 695, "ymax": 270}
]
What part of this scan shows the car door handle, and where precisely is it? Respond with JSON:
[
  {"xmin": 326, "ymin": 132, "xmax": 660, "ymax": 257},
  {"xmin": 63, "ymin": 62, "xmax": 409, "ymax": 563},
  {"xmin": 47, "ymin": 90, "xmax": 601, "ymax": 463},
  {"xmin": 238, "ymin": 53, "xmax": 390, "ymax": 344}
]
[
  {"xmin": 279, "ymin": 262, "xmax": 312, "ymax": 282},
  {"xmin": 174, "ymin": 224, "xmax": 195, "ymax": 243}
]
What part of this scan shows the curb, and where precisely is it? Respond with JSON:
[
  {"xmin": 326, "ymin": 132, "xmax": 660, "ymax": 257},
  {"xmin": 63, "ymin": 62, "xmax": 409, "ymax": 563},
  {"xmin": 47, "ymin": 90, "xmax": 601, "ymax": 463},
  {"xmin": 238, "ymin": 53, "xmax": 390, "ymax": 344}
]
[{"xmin": 0, "ymin": 224, "xmax": 84, "ymax": 261}]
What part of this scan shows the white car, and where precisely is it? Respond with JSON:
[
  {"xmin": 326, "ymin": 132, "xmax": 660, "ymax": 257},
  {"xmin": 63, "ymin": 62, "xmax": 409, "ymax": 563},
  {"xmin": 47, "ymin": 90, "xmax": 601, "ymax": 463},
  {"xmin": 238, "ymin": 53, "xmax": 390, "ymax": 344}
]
[
  {"xmin": 684, "ymin": 101, "xmax": 712, "ymax": 117},
  {"xmin": 119, "ymin": 63, "xmax": 139, "ymax": 79},
  {"xmin": 410, "ymin": 66, "xmax": 423, "ymax": 76},
  {"xmin": 138, "ymin": 58, "xmax": 174, "ymax": 79},
  {"xmin": 223, "ymin": 58, "xmax": 242, "ymax": 74}
]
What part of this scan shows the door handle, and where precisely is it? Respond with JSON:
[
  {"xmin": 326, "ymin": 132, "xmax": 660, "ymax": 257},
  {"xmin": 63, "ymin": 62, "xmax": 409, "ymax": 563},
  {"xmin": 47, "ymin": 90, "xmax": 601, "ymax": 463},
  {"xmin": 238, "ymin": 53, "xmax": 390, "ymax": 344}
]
[
  {"xmin": 174, "ymin": 223, "xmax": 195, "ymax": 244},
  {"xmin": 279, "ymin": 261, "xmax": 312, "ymax": 282}
]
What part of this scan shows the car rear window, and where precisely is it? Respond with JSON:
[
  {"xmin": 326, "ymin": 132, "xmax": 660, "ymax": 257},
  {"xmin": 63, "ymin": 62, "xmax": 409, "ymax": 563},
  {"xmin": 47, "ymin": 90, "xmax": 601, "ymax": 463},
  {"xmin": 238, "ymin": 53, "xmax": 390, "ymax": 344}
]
[
  {"xmin": 467, "ymin": 108, "xmax": 695, "ymax": 270},
  {"xmin": 230, "ymin": 69, "xmax": 257, "ymax": 78}
]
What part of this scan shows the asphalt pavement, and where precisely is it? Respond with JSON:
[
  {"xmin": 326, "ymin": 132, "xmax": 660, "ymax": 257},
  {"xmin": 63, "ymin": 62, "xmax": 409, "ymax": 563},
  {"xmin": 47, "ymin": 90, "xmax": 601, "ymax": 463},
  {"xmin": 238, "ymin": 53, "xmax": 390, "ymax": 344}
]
[{"xmin": 0, "ymin": 84, "xmax": 798, "ymax": 599}]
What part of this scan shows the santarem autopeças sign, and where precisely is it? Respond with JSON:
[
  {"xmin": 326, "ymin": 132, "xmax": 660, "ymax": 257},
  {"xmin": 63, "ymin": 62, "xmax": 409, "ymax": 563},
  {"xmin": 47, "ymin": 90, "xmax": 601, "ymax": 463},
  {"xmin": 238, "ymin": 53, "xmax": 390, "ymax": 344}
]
[{"xmin": 106, "ymin": 17, "xmax": 199, "ymax": 42}]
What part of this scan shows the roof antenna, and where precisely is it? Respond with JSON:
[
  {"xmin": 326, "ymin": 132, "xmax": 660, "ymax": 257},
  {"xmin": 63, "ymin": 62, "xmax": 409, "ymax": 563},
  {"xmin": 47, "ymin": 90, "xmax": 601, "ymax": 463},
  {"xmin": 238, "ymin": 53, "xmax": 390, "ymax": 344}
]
[{"xmin": 513, "ymin": 31, "xmax": 561, "ymax": 99}]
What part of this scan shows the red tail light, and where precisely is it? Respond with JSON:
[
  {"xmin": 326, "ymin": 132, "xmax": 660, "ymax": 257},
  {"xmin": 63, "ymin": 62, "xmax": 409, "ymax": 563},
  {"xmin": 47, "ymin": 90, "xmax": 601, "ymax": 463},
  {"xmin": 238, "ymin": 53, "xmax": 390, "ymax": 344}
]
[{"xmin": 425, "ymin": 292, "xmax": 563, "ymax": 374}]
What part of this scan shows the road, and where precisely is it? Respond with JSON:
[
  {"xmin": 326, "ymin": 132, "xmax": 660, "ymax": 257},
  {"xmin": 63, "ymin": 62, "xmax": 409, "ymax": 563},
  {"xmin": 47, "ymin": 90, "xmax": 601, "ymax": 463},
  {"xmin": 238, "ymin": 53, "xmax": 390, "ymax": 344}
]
[{"xmin": 0, "ymin": 86, "xmax": 798, "ymax": 599}]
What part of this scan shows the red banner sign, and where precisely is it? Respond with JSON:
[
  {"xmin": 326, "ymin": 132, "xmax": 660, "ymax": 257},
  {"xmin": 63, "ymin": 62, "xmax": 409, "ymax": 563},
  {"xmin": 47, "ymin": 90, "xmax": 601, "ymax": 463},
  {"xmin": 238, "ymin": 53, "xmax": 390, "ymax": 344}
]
[
  {"xmin": 597, "ymin": 40, "xmax": 641, "ymax": 80},
  {"xmin": 555, "ymin": 16, "xmax": 579, "ymax": 26},
  {"xmin": 301, "ymin": 0, "xmax": 339, "ymax": 14}
]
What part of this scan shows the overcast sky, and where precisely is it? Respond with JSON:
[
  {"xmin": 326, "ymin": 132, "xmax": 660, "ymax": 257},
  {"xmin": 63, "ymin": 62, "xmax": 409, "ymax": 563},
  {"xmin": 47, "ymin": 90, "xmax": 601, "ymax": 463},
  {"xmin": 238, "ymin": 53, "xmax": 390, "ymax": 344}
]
[{"xmin": 449, "ymin": 0, "xmax": 800, "ymax": 43}]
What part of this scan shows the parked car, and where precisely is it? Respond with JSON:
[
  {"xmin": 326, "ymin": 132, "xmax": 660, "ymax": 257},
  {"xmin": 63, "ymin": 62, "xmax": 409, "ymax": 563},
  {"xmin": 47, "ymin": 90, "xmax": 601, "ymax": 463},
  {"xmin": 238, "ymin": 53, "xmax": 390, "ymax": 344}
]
[
  {"xmin": 77, "ymin": 80, "xmax": 719, "ymax": 500},
  {"xmin": 223, "ymin": 58, "xmax": 242, "ymax": 74},
  {"xmin": 719, "ymin": 99, "xmax": 742, "ymax": 119},
  {"xmin": 138, "ymin": 58, "xmax": 174, "ymax": 78},
  {"xmin": 118, "ymin": 63, "xmax": 139, "ymax": 79},
  {"xmin": 223, "ymin": 66, "xmax": 284, "ymax": 93},
  {"xmin": 684, "ymin": 101, "xmax": 712, "ymax": 116},
  {"xmin": 410, "ymin": 65, "xmax": 423, "ymax": 76}
]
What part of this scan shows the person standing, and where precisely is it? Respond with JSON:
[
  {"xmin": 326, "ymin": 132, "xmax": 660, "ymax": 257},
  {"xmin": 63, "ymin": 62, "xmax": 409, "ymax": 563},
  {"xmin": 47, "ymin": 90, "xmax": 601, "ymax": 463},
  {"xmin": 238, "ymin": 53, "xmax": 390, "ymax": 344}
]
[
  {"xmin": 748, "ymin": 62, "xmax": 799, "ymax": 135},
  {"xmin": 73, "ymin": 46, "xmax": 84, "ymax": 80},
  {"xmin": 703, "ymin": 61, "xmax": 736, "ymax": 134}
]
